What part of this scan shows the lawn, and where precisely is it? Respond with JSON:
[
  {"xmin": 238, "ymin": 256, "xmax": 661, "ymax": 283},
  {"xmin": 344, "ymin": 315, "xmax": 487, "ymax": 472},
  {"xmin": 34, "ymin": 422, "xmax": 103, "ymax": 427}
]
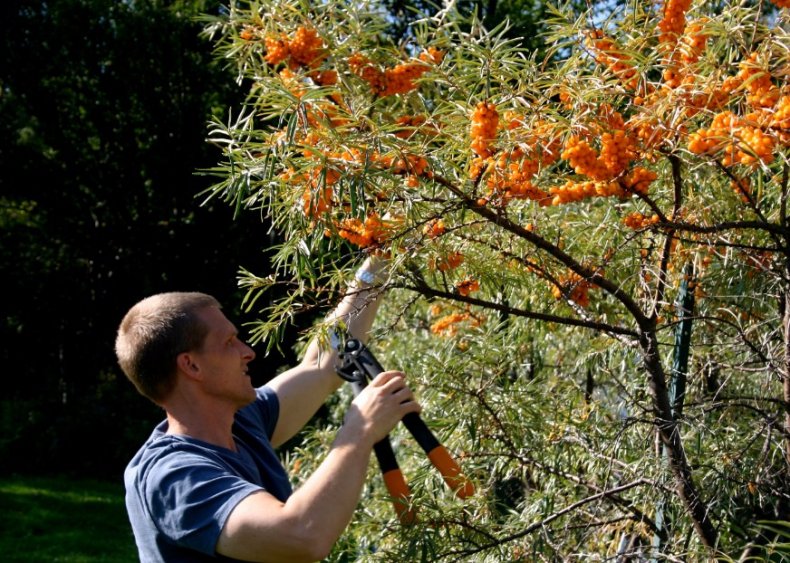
[{"xmin": 0, "ymin": 474, "xmax": 137, "ymax": 562}]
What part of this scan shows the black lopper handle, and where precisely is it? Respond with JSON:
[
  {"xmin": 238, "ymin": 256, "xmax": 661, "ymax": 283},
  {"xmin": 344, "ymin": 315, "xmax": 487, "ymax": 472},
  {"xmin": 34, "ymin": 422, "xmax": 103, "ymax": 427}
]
[
  {"xmin": 347, "ymin": 374, "xmax": 416, "ymax": 524},
  {"xmin": 340, "ymin": 339, "xmax": 475, "ymax": 499}
]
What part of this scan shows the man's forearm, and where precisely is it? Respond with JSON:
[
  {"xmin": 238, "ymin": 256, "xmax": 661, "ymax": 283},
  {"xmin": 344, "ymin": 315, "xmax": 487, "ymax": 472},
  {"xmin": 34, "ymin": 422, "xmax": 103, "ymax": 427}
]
[
  {"xmin": 216, "ymin": 428, "xmax": 374, "ymax": 563},
  {"xmin": 280, "ymin": 427, "xmax": 374, "ymax": 558},
  {"xmin": 267, "ymin": 256, "xmax": 389, "ymax": 447},
  {"xmin": 303, "ymin": 256, "xmax": 388, "ymax": 375}
]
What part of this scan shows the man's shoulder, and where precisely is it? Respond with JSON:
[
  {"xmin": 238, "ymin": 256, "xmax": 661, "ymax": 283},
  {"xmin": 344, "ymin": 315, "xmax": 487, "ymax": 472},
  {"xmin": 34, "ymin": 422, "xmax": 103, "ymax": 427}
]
[
  {"xmin": 235, "ymin": 385, "xmax": 280, "ymax": 436},
  {"xmin": 126, "ymin": 432, "xmax": 230, "ymax": 486}
]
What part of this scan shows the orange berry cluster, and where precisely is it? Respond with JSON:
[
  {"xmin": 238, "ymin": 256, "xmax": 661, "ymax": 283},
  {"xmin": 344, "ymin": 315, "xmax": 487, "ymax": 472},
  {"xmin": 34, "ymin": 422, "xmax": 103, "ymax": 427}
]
[
  {"xmin": 456, "ymin": 278, "xmax": 480, "ymax": 296},
  {"xmin": 688, "ymin": 111, "xmax": 777, "ymax": 166},
  {"xmin": 561, "ymin": 128, "xmax": 638, "ymax": 182},
  {"xmin": 773, "ymin": 96, "xmax": 790, "ymax": 143},
  {"xmin": 558, "ymin": 90, "xmax": 573, "ymax": 109},
  {"xmin": 470, "ymin": 114, "xmax": 564, "ymax": 205},
  {"xmin": 626, "ymin": 114, "xmax": 664, "ymax": 151},
  {"xmin": 658, "ymin": 0, "xmax": 693, "ymax": 46},
  {"xmin": 419, "ymin": 47, "xmax": 445, "ymax": 65},
  {"xmin": 294, "ymin": 134, "xmax": 432, "ymax": 193},
  {"xmin": 348, "ymin": 53, "xmax": 382, "ymax": 88},
  {"xmin": 735, "ymin": 126, "xmax": 776, "ymax": 166},
  {"xmin": 474, "ymin": 148, "xmax": 552, "ymax": 205},
  {"xmin": 585, "ymin": 30, "xmax": 639, "ymax": 90},
  {"xmin": 348, "ymin": 52, "xmax": 438, "ymax": 97},
  {"xmin": 379, "ymin": 152, "xmax": 430, "ymax": 189},
  {"xmin": 384, "ymin": 153, "xmax": 429, "ymax": 176},
  {"xmin": 623, "ymin": 167, "xmax": 659, "ymax": 193},
  {"xmin": 629, "ymin": 22, "xmax": 721, "ymax": 144},
  {"xmin": 551, "ymin": 272, "xmax": 596, "ymax": 308},
  {"xmin": 264, "ymin": 25, "xmax": 327, "ymax": 70},
  {"xmin": 290, "ymin": 26, "xmax": 326, "ymax": 67},
  {"xmin": 429, "ymin": 251, "xmax": 464, "ymax": 272},
  {"xmin": 547, "ymin": 169, "xmax": 655, "ymax": 206},
  {"xmin": 311, "ymin": 69, "xmax": 338, "ymax": 86},
  {"xmin": 623, "ymin": 212, "xmax": 660, "ymax": 230},
  {"xmin": 337, "ymin": 213, "xmax": 389, "ymax": 248},
  {"xmin": 547, "ymin": 180, "xmax": 607, "ymax": 205},
  {"xmin": 470, "ymin": 102, "xmax": 499, "ymax": 158},
  {"xmin": 736, "ymin": 53, "xmax": 780, "ymax": 109},
  {"xmin": 264, "ymin": 35, "xmax": 289, "ymax": 65},
  {"xmin": 282, "ymin": 161, "xmax": 339, "ymax": 220},
  {"xmin": 302, "ymin": 185, "xmax": 334, "ymax": 218},
  {"xmin": 562, "ymin": 106, "xmax": 638, "ymax": 177},
  {"xmin": 381, "ymin": 62, "xmax": 432, "ymax": 96},
  {"xmin": 661, "ymin": 66, "xmax": 691, "ymax": 91},
  {"xmin": 284, "ymin": 133, "xmax": 432, "ymax": 222},
  {"xmin": 679, "ymin": 19, "xmax": 708, "ymax": 66},
  {"xmin": 423, "ymin": 219, "xmax": 446, "ymax": 239},
  {"xmin": 561, "ymin": 104, "xmax": 638, "ymax": 177},
  {"xmin": 657, "ymin": 18, "xmax": 709, "ymax": 89},
  {"xmin": 430, "ymin": 312, "xmax": 470, "ymax": 336}
]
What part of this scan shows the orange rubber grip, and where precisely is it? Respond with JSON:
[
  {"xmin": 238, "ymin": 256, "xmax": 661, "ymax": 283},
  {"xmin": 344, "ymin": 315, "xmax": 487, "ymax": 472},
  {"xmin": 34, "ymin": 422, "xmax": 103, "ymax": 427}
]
[
  {"xmin": 382, "ymin": 469, "xmax": 417, "ymax": 525},
  {"xmin": 426, "ymin": 446, "xmax": 475, "ymax": 499}
]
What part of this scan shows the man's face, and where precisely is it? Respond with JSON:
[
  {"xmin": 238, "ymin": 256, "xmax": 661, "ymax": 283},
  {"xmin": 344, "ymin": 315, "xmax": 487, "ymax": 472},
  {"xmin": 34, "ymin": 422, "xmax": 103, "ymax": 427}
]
[{"xmin": 192, "ymin": 306, "xmax": 257, "ymax": 408}]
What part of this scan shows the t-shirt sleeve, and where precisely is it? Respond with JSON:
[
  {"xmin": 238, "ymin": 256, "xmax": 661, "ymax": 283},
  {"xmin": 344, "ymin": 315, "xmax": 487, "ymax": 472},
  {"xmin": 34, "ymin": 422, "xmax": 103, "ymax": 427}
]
[
  {"xmin": 250, "ymin": 385, "xmax": 280, "ymax": 439},
  {"xmin": 142, "ymin": 449, "xmax": 264, "ymax": 556}
]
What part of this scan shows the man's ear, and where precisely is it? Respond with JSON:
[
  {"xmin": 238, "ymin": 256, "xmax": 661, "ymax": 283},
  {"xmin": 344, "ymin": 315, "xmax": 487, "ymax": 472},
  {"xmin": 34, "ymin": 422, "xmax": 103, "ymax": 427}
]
[{"xmin": 176, "ymin": 352, "xmax": 202, "ymax": 381}]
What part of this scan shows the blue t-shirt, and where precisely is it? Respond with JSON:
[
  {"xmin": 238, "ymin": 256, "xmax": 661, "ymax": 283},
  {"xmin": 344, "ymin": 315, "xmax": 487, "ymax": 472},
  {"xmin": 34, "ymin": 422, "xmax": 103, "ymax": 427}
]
[{"xmin": 124, "ymin": 386, "xmax": 293, "ymax": 562}]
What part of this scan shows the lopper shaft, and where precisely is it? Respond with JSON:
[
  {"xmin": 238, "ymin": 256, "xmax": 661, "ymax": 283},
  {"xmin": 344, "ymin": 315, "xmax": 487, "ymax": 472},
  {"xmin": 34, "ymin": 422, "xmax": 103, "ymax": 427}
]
[{"xmin": 337, "ymin": 338, "xmax": 475, "ymax": 505}]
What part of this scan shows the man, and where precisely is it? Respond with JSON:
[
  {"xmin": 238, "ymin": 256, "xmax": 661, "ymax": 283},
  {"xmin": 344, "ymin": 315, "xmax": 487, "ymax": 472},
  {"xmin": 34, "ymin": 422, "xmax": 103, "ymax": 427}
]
[{"xmin": 116, "ymin": 257, "xmax": 419, "ymax": 562}]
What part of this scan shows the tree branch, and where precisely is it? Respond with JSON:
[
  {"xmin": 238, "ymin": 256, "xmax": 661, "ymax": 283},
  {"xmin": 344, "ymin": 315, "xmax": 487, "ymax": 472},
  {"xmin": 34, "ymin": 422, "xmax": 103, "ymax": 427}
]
[
  {"xmin": 437, "ymin": 479, "xmax": 654, "ymax": 560},
  {"xmin": 432, "ymin": 173, "xmax": 651, "ymax": 328}
]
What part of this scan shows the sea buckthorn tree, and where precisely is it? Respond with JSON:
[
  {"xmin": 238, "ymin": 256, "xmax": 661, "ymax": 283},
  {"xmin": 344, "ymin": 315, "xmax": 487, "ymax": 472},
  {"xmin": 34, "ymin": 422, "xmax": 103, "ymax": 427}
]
[{"xmin": 202, "ymin": 0, "xmax": 789, "ymax": 559}]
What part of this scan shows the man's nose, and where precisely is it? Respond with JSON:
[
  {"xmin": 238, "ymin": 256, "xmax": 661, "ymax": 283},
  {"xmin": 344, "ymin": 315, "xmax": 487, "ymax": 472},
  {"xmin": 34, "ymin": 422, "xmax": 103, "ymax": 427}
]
[{"xmin": 242, "ymin": 342, "xmax": 256, "ymax": 361}]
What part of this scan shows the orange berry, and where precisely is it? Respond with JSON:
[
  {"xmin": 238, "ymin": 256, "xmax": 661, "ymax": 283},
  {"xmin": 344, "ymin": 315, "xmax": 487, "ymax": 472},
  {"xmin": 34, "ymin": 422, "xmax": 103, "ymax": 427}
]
[
  {"xmin": 456, "ymin": 278, "xmax": 480, "ymax": 296},
  {"xmin": 423, "ymin": 219, "xmax": 446, "ymax": 238}
]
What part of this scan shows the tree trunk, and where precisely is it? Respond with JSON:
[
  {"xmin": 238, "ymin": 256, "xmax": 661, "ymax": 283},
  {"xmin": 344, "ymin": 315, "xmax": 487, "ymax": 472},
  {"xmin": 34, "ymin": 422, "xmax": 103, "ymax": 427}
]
[
  {"xmin": 653, "ymin": 264, "xmax": 696, "ymax": 556},
  {"xmin": 640, "ymin": 329, "xmax": 718, "ymax": 549},
  {"xmin": 783, "ymin": 281, "xmax": 790, "ymax": 470}
]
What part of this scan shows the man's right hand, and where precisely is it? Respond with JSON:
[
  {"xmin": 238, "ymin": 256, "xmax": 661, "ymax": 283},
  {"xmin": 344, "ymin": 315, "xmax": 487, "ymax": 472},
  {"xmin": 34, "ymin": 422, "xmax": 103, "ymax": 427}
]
[{"xmin": 343, "ymin": 370, "xmax": 421, "ymax": 446}]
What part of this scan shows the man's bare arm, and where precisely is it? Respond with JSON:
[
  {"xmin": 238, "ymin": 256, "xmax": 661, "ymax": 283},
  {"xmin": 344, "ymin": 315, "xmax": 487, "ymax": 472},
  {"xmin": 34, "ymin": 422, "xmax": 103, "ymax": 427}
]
[
  {"xmin": 217, "ymin": 371, "xmax": 419, "ymax": 563},
  {"xmin": 267, "ymin": 256, "xmax": 387, "ymax": 448}
]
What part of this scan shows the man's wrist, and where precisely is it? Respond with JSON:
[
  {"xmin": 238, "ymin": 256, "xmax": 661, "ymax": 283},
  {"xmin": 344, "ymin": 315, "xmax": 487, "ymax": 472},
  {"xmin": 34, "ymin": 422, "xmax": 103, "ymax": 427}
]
[
  {"xmin": 354, "ymin": 256, "xmax": 389, "ymax": 286},
  {"xmin": 355, "ymin": 267, "xmax": 378, "ymax": 285}
]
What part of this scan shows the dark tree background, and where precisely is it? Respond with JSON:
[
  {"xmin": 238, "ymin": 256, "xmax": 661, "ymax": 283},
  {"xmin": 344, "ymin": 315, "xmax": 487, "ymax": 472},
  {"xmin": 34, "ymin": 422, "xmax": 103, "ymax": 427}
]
[
  {"xmin": 0, "ymin": 0, "xmax": 553, "ymax": 482},
  {"xmin": 382, "ymin": 0, "xmax": 551, "ymax": 51},
  {"xmin": 0, "ymin": 0, "xmax": 294, "ymax": 480}
]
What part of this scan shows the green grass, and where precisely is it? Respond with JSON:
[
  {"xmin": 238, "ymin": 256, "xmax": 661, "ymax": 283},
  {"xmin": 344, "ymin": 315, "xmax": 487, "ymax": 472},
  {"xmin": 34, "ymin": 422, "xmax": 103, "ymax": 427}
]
[{"xmin": 0, "ymin": 474, "xmax": 137, "ymax": 562}]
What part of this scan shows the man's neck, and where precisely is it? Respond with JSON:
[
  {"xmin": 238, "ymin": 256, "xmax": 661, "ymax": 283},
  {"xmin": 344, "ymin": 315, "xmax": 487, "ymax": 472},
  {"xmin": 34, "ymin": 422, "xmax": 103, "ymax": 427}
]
[{"xmin": 165, "ymin": 404, "xmax": 237, "ymax": 451}]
